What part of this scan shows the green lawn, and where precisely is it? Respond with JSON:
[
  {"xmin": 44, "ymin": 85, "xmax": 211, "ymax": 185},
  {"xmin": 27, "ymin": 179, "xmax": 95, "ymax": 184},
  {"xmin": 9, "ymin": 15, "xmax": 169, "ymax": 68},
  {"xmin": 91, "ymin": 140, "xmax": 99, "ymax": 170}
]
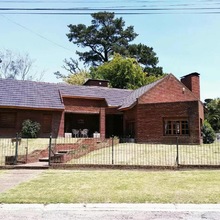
[
  {"xmin": 1, "ymin": 138, "xmax": 220, "ymax": 166},
  {"xmin": 69, "ymin": 142, "xmax": 220, "ymax": 166},
  {"xmin": 1, "ymin": 169, "xmax": 220, "ymax": 204}
]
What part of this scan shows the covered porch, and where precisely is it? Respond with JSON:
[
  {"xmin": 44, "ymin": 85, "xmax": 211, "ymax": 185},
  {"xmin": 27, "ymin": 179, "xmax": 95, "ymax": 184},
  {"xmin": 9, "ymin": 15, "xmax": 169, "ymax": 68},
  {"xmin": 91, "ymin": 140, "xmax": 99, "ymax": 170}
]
[{"xmin": 64, "ymin": 111, "xmax": 124, "ymax": 138}]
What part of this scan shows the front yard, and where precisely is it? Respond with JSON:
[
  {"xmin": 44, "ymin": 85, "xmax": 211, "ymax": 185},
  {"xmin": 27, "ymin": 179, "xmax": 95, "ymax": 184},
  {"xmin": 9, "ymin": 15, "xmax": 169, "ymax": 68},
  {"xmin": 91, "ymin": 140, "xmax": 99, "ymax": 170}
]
[
  {"xmin": 1, "ymin": 137, "xmax": 220, "ymax": 166},
  {"xmin": 0, "ymin": 169, "xmax": 220, "ymax": 204}
]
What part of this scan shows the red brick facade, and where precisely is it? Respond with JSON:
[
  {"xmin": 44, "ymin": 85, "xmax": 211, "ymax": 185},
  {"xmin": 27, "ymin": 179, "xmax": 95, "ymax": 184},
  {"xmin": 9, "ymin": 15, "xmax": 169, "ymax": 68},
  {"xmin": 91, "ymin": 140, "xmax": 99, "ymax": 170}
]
[
  {"xmin": 136, "ymin": 101, "xmax": 203, "ymax": 144},
  {"xmin": 181, "ymin": 73, "xmax": 200, "ymax": 99},
  {"xmin": 0, "ymin": 73, "xmax": 204, "ymax": 144},
  {"xmin": 122, "ymin": 74, "xmax": 203, "ymax": 144},
  {"xmin": 0, "ymin": 108, "xmax": 63, "ymax": 138}
]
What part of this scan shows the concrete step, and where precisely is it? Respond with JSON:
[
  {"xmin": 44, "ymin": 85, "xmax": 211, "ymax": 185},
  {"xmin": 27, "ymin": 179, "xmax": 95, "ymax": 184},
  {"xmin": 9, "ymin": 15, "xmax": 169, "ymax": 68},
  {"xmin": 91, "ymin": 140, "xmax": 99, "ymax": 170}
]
[{"xmin": 39, "ymin": 157, "xmax": 49, "ymax": 162}]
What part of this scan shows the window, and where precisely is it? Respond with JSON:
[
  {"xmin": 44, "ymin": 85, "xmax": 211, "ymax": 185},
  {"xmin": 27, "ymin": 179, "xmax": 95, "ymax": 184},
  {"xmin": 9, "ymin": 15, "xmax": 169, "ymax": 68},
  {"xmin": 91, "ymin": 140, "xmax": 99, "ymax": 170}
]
[
  {"xmin": 0, "ymin": 112, "xmax": 16, "ymax": 128},
  {"xmin": 164, "ymin": 119, "xmax": 189, "ymax": 135},
  {"xmin": 42, "ymin": 114, "xmax": 52, "ymax": 133}
]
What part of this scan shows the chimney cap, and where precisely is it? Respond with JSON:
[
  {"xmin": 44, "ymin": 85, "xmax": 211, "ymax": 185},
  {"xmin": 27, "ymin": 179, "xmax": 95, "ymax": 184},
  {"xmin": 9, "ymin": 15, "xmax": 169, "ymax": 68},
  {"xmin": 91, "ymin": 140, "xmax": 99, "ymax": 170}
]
[{"xmin": 181, "ymin": 72, "xmax": 200, "ymax": 79}]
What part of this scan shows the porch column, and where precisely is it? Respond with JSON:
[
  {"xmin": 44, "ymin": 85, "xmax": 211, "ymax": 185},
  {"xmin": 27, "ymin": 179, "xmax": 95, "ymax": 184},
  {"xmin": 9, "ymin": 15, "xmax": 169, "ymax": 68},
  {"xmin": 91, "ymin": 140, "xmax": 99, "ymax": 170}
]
[
  {"xmin": 57, "ymin": 111, "xmax": 65, "ymax": 137},
  {"xmin": 100, "ymin": 107, "xmax": 106, "ymax": 139}
]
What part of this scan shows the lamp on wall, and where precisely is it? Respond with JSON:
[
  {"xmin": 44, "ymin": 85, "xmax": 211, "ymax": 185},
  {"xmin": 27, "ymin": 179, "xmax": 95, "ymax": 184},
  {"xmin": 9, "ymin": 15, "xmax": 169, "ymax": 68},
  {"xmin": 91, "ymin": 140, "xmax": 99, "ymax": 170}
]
[{"xmin": 182, "ymin": 87, "xmax": 185, "ymax": 94}]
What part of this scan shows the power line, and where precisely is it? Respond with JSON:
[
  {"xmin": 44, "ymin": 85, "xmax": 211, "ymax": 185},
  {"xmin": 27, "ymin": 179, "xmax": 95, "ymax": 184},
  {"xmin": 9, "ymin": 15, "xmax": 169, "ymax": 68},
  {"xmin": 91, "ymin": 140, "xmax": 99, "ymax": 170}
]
[
  {"xmin": 1, "ymin": 6, "xmax": 220, "ymax": 14},
  {"xmin": 0, "ymin": 14, "xmax": 75, "ymax": 53},
  {"xmin": 1, "ymin": 7, "xmax": 220, "ymax": 11}
]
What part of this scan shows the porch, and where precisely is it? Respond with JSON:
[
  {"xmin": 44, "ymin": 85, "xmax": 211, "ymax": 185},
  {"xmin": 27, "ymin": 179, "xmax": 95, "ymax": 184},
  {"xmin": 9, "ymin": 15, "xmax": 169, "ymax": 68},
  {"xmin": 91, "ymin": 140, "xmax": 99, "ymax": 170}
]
[{"xmin": 64, "ymin": 112, "xmax": 124, "ymax": 138}]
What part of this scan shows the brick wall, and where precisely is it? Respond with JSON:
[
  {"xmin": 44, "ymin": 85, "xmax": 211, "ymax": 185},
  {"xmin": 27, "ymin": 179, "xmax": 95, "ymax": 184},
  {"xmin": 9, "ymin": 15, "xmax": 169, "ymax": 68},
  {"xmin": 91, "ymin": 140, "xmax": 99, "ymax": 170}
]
[
  {"xmin": 123, "ymin": 106, "xmax": 137, "ymax": 137},
  {"xmin": 136, "ymin": 101, "xmax": 202, "ymax": 144},
  {"xmin": 64, "ymin": 97, "xmax": 106, "ymax": 113},
  {"xmin": 0, "ymin": 108, "xmax": 63, "ymax": 138},
  {"xmin": 139, "ymin": 74, "xmax": 199, "ymax": 104}
]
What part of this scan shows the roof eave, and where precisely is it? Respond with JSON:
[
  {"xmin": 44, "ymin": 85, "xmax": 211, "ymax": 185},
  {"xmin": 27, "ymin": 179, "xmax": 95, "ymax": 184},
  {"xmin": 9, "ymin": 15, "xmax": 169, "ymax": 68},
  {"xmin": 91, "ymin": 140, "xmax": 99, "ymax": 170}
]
[
  {"xmin": 0, "ymin": 105, "xmax": 64, "ymax": 111},
  {"xmin": 118, "ymin": 101, "xmax": 137, "ymax": 111}
]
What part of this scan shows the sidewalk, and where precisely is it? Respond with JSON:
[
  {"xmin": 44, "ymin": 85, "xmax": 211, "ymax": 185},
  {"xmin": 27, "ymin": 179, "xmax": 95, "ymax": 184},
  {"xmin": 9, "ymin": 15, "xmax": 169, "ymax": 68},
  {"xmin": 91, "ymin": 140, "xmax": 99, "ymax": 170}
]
[
  {"xmin": 1, "ymin": 203, "xmax": 220, "ymax": 220},
  {"xmin": 0, "ymin": 169, "xmax": 45, "ymax": 193},
  {"xmin": 1, "ymin": 203, "xmax": 220, "ymax": 212}
]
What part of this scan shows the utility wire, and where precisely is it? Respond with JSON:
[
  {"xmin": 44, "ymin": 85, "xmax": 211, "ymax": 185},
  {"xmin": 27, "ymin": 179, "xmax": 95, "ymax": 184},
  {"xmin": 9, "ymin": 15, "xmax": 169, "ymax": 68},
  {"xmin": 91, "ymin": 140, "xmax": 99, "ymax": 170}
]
[
  {"xmin": 1, "ymin": 7, "xmax": 220, "ymax": 14},
  {"xmin": 1, "ymin": 0, "xmax": 220, "ymax": 14},
  {"xmin": 0, "ymin": 14, "xmax": 75, "ymax": 53}
]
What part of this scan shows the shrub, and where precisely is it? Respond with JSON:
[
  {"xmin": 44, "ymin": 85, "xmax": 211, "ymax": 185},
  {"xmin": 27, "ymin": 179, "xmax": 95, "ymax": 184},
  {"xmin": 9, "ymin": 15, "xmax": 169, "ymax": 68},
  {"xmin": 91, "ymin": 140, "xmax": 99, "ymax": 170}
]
[
  {"xmin": 202, "ymin": 120, "xmax": 216, "ymax": 144},
  {"xmin": 21, "ymin": 119, "xmax": 41, "ymax": 138}
]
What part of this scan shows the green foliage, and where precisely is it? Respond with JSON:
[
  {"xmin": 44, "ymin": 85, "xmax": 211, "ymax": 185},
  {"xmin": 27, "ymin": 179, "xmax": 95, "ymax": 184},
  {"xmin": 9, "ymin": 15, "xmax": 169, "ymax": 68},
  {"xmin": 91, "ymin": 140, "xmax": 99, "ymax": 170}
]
[
  {"xmin": 54, "ymin": 58, "xmax": 91, "ymax": 85},
  {"xmin": 66, "ymin": 11, "xmax": 163, "ymax": 78},
  {"xmin": 64, "ymin": 70, "xmax": 90, "ymax": 85},
  {"xmin": 90, "ymin": 54, "xmax": 148, "ymax": 89},
  {"xmin": 204, "ymin": 98, "xmax": 220, "ymax": 132},
  {"xmin": 67, "ymin": 11, "xmax": 137, "ymax": 66},
  {"xmin": 21, "ymin": 119, "xmax": 41, "ymax": 138},
  {"xmin": 126, "ymin": 43, "xmax": 163, "ymax": 76},
  {"xmin": 202, "ymin": 120, "xmax": 216, "ymax": 144}
]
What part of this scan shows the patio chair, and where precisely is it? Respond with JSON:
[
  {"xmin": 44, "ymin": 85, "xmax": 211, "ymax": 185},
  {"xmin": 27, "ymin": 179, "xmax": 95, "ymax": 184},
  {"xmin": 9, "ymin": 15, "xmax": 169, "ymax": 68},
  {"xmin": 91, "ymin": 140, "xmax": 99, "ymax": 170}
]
[
  {"xmin": 72, "ymin": 129, "xmax": 79, "ymax": 138},
  {"xmin": 80, "ymin": 129, "xmax": 89, "ymax": 138}
]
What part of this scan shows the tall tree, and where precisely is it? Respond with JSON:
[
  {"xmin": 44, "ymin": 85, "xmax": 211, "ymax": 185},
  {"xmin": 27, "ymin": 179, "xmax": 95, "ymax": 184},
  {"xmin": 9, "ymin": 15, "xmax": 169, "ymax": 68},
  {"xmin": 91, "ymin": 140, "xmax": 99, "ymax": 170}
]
[
  {"xmin": 0, "ymin": 50, "xmax": 44, "ymax": 81},
  {"xmin": 66, "ymin": 11, "xmax": 163, "ymax": 76},
  {"xmin": 126, "ymin": 44, "xmax": 163, "ymax": 76}
]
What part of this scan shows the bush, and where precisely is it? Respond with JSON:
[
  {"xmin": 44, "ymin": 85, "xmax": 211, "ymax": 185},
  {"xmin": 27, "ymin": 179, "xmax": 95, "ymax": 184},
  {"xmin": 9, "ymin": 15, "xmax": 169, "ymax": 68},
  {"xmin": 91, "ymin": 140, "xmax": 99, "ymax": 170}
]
[
  {"xmin": 202, "ymin": 120, "xmax": 216, "ymax": 144},
  {"xmin": 21, "ymin": 119, "xmax": 41, "ymax": 138}
]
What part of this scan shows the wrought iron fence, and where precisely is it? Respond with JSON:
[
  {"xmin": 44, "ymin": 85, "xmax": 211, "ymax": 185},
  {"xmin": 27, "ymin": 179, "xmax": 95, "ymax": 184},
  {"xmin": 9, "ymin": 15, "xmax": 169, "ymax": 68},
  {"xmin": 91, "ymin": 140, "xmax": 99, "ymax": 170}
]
[{"xmin": 1, "ymin": 135, "xmax": 220, "ymax": 167}]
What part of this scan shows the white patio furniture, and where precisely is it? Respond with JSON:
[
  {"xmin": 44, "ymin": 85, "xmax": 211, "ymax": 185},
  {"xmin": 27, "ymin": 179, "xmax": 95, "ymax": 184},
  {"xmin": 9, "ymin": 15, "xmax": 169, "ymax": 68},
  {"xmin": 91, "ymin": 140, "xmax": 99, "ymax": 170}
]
[
  {"xmin": 81, "ymin": 129, "xmax": 89, "ymax": 138},
  {"xmin": 72, "ymin": 129, "xmax": 79, "ymax": 137}
]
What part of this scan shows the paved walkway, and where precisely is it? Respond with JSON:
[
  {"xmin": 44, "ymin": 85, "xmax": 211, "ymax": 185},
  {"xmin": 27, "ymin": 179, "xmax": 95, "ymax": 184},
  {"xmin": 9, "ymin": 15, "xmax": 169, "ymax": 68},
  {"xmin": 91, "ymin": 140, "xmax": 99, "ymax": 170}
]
[{"xmin": 0, "ymin": 169, "xmax": 45, "ymax": 193}]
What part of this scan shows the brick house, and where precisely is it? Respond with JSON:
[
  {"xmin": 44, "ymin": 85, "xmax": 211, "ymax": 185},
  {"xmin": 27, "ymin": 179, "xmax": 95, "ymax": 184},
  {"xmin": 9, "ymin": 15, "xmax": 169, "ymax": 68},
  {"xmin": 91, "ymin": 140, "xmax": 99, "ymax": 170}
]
[{"xmin": 0, "ymin": 72, "xmax": 204, "ymax": 144}]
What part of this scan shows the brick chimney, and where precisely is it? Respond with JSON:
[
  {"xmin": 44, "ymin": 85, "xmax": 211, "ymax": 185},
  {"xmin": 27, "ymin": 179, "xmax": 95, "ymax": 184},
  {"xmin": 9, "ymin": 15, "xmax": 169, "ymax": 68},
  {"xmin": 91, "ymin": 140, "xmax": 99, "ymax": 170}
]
[{"xmin": 180, "ymin": 72, "xmax": 200, "ymax": 99}]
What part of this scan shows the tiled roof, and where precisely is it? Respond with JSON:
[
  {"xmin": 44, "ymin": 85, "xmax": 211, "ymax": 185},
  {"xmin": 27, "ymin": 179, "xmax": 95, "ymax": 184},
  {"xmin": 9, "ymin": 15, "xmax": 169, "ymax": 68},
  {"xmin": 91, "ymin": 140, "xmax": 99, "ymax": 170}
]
[
  {"xmin": 0, "ymin": 77, "xmax": 166, "ymax": 110},
  {"xmin": 59, "ymin": 83, "xmax": 132, "ymax": 107},
  {"xmin": 0, "ymin": 79, "xmax": 64, "ymax": 110},
  {"xmin": 0, "ymin": 79, "xmax": 132, "ymax": 109}
]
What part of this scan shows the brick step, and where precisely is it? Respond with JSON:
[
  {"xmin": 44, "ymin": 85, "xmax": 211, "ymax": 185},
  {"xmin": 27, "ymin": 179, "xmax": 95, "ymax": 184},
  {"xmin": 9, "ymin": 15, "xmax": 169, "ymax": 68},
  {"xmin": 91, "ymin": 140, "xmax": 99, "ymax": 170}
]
[
  {"xmin": 39, "ymin": 152, "xmax": 67, "ymax": 163},
  {"xmin": 57, "ymin": 150, "xmax": 72, "ymax": 154}
]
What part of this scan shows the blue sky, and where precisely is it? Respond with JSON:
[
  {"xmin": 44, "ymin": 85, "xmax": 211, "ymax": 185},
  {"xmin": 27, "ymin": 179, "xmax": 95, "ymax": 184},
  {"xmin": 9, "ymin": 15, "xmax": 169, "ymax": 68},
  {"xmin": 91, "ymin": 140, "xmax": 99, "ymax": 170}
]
[{"xmin": 0, "ymin": 0, "xmax": 220, "ymax": 101}]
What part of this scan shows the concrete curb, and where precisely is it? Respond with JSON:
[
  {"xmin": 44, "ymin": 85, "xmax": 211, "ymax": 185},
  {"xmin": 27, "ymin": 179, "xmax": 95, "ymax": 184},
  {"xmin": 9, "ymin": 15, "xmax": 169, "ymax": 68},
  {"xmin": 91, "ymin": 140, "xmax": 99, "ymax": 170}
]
[{"xmin": 1, "ymin": 204, "xmax": 220, "ymax": 212}]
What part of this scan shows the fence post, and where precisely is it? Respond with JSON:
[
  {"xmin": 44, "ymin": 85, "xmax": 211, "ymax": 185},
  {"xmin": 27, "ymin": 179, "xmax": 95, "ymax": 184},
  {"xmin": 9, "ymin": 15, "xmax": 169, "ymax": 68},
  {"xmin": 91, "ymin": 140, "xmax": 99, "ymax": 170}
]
[
  {"xmin": 176, "ymin": 136, "xmax": 179, "ymax": 166},
  {"xmin": 14, "ymin": 133, "xmax": 19, "ymax": 165},
  {"xmin": 25, "ymin": 139, "xmax": 28, "ymax": 164},
  {"xmin": 112, "ymin": 136, "xmax": 114, "ymax": 165},
  {"xmin": 48, "ymin": 133, "xmax": 52, "ymax": 166}
]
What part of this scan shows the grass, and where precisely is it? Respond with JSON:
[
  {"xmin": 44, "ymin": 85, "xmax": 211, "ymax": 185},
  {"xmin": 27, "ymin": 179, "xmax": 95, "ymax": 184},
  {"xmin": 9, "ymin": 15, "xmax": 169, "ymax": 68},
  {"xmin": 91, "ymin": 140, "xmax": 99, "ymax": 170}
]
[
  {"xmin": 0, "ymin": 170, "xmax": 6, "ymax": 175},
  {"xmin": 1, "ymin": 138, "xmax": 220, "ymax": 166},
  {"xmin": 70, "ymin": 142, "xmax": 220, "ymax": 166},
  {"xmin": 0, "ymin": 169, "xmax": 220, "ymax": 204},
  {"xmin": 0, "ymin": 137, "xmax": 78, "ymax": 165}
]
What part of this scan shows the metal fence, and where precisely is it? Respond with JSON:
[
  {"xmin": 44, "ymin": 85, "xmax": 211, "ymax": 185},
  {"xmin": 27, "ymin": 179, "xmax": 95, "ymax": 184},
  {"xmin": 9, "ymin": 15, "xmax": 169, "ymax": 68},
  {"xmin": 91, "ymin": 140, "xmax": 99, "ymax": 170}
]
[{"xmin": 1, "ymin": 135, "xmax": 220, "ymax": 167}]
